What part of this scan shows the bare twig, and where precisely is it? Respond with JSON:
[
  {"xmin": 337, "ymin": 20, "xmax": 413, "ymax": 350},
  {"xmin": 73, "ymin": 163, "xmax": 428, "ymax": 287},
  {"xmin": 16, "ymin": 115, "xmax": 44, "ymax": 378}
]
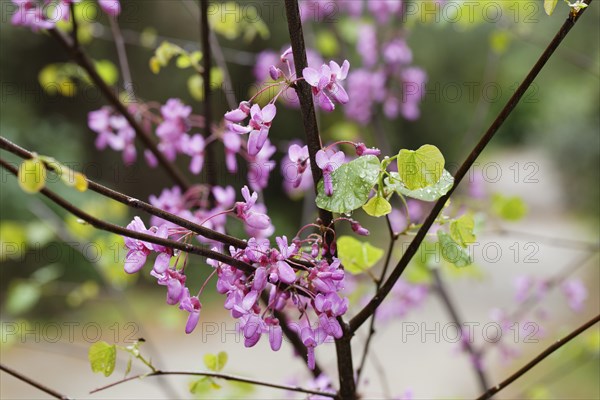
[
  {"xmin": 349, "ymin": 2, "xmax": 593, "ymax": 334},
  {"xmin": 107, "ymin": 15, "xmax": 135, "ymax": 99},
  {"xmin": 476, "ymin": 313, "xmax": 600, "ymax": 400},
  {"xmin": 89, "ymin": 369, "xmax": 336, "ymax": 397},
  {"xmin": 432, "ymin": 269, "xmax": 489, "ymax": 392},
  {"xmin": 0, "ymin": 363, "xmax": 71, "ymax": 400}
]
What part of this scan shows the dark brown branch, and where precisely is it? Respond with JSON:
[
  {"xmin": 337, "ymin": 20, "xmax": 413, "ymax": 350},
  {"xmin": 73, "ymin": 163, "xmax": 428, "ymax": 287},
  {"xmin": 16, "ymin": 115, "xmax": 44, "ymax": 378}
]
[
  {"xmin": 0, "ymin": 158, "xmax": 254, "ymax": 275},
  {"xmin": 0, "ymin": 363, "xmax": 71, "ymax": 400},
  {"xmin": 432, "ymin": 269, "xmax": 489, "ymax": 392},
  {"xmin": 0, "ymin": 136, "xmax": 246, "ymax": 248},
  {"xmin": 47, "ymin": 28, "xmax": 191, "ymax": 190},
  {"xmin": 349, "ymin": 1, "xmax": 593, "ymax": 334},
  {"xmin": 284, "ymin": 1, "xmax": 355, "ymax": 398},
  {"xmin": 476, "ymin": 314, "xmax": 600, "ymax": 400},
  {"xmin": 90, "ymin": 369, "xmax": 336, "ymax": 397}
]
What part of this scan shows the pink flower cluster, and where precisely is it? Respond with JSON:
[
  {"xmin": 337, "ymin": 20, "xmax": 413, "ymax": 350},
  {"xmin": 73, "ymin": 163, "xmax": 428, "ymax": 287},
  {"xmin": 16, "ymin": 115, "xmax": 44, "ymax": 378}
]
[
  {"xmin": 213, "ymin": 237, "xmax": 348, "ymax": 369},
  {"xmin": 11, "ymin": 0, "xmax": 120, "ymax": 32}
]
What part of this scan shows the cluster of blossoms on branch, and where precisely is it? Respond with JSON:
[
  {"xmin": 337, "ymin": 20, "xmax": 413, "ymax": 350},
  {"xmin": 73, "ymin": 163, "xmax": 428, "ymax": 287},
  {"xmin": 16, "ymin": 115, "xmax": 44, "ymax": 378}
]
[
  {"xmin": 122, "ymin": 193, "xmax": 378, "ymax": 369},
  {"xmin": 11, "ymin": 0, "xmax": 120, "ymax": 31}
]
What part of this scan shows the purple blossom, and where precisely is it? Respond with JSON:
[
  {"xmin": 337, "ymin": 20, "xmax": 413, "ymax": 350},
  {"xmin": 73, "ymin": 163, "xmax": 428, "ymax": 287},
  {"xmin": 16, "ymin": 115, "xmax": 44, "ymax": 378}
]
[
  {"xmin": 181, "ymin": 134, "xmax": 205, "ymax": 174},
  {"xmin": 315, "ymin": 149, "xmax": 345, "ymax": 196},
  {"xmin": 228, "ymin": 104, "xmax": 277, "ymax": 157},
  {"xmin": 98, "ymin": 0, "xmax": 121, "ymax": 16},
  {"xmin": 401, "ymin": 67, "xmax": 427, "ymax": 121},
  {"xmin": 303, "ymin": 60, "xmax": 350, "ymax": 111},
  {"xmin": 123, "ymin": 217, "xmax": 154, "ymax": 274},
  {"xmin": 356, "ymin": 24, "xmax": 378, "ymax": 68},
  {"xmin": 355, "ymin": 143, "xmax": 381, "ymax": 156},
  {"xmin": 222, "ymin": 129, "xmax": 241, "ymax": 173},
  {"xmin": 152, "ymin": 268, "xmax": 187, "ymax": 305},
  {"xmin": 383, "ymin": 38, "xmax": 413, "ymax": 66},
  {"xmin": 10, "ymin": 0, "xmax": 55, "ymax": 31},
  {"xmin": 367, "ymin": 0, "xmax": 403, "ymax": 24},
  {"xmin": 561, "ymin": 279, "xmax": 587, "ymax": 312},
  {"xmin": 179, "ymin": 288, "xmax": 202, "ymax": 334},
  {"xmin": 235, "ymin": 186, "xmax": 272, "ymax": 231}
]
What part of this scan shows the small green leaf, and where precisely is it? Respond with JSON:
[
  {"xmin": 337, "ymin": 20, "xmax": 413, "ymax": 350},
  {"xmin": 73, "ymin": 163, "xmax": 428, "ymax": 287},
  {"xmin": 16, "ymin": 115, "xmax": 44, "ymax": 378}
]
[
  {"xmin": 386, "ymin": 169, "xmax": 454, "ymax": 202},
  {"xmin": 450, "ymin": 214, "xmax": 476, "ymax": 248},
  {"xmin": 337, "ymin": 236, "xmax": 384, "ymax": 275},
  {"xmin": 203, "ymin": 351, "xmax": 227, "ymax": 372},
  {"xmin": 362, "ymin": 195, "xmax": 392, "ymax": 217},
  {"xmin": 89, "ymin": 341, "xmax": 117, "ymax": 377},
  {"xmin": 492, "ymin": 194, "xmax": 527, "ymax": 221},
  {"xmin": 18, "ymin": 158, "xmax": 46, "ymax": 194},
  {"xmin": 315, "ymin": 30, "xmax": 339, "ymax": 57},
  {"xmin": 544, "ymin": 0, "xmax": 559, "ymax": 15},
  {"xmin": 189, "ymin": 377, "xmax": 212, "ymax": 394},
  {"xmin": 316, "ymin": 155, "xmax": 381, "ymax": 214},
  {"xmin": 437, "ymin": 231, "xmax": 472, "ymax": 268},
  {"xmin": 94, "ymin": 60, "xmax": 119, "ymax": 86},
  {"xmin": 397, "ymin": 144, "xmax": 445, "ymax": 190},
  {"xmin": 188, "ymin": 75, "xmax": 204, "ymax": 101}
]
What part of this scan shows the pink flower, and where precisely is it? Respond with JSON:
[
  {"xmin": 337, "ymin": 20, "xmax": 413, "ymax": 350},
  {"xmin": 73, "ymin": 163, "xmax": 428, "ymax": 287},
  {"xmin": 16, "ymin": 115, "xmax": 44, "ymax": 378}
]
[
  {"xmin": 235, "ymin": 186, "xmax": 272, "ymax": 230},
  {"xmin": 179, "ymin": 288, "xmax": 202, "ymax": 334},
  {"xmin": 123, "ymin": 217, "xmax": 153, "ymax": 274},
  {"xmin": 98, "ymin": 0, "xmax": 121, "ymax": 16},
  {"xmin": 286, "ymin": 144, "xmax": 310, "ymax": 188},
  {"xmin": 303, "ymin": 60, "xmax": 350, "ymax": 111},
  {"xmin": 315, "ymin": 149, "xmax": 345, "ymax": 196},
  {"xmin": 181, "ymin": 134, "xmax": 205, "ymax": 174},
  {"xmin": 561, "ymin": 279, "xmax": 587, "ymax": 312},
  {"xmin": 355, "ymin": 142, "xmax": 381, "ymax": 156},
  {"xmin": 228, "ymin": 104, "xmax": 277, "ymax": 157}
]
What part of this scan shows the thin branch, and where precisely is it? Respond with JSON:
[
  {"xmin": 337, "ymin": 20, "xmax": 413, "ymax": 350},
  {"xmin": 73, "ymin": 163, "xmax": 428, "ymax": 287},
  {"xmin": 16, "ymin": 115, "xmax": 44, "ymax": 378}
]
[
  {"xmin": 107, "ymin": 15, "xmax": 135, "ymax": 99},
  {"xmin": 349, "ymin": 2, "xmax": 593, "ymax": 334},
  {"xmin": 284, "ymin": 1, "xmax": 355, "ymax": 398},
  {"xmin": 0, "ymin": 136, "xmax": 246, "ymax": 248},
  {"xmin": 89, "ymin": 370, "xmax": 336, "ymax": 397},
  {"xmin": 0, "ymin": 363, "xmax": 71, "ymax": 400},
  {"xmin": 0, "ymin": 157, "xmax": 254, "ymax": 275},
  {"xmin": 355, "ymin": 218, "xmax": 397, "ymax": 385},
  {"xmin": 476, "ymin": 313, "xmax": 600, "ymax": 400},
  {"xmin": 47, "ymin": 27, "xmax": 191, "ymax": 190},
  {"xmin": 481, "ymin": 251, "xmax": 598, "ymax": 353},
  {"xmin": 432, "ymin": 269, "xmax": 489, "ymax": 392},
  {"xmin": 199, "ymin": 0, "xmax": 217, "ymax": 189}
]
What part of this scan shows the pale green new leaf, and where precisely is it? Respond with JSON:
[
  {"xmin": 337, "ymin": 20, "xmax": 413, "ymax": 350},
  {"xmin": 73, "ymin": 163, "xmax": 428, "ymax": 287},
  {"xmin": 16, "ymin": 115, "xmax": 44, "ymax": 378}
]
[
  {"xmin": 18, "ymin": 158, "xmax": 46, "ymax": 194},
  {"xmin": 362, "ymin": 196, "xmax": 392, "ymax": 217},
  {"xmin": 337, "ymin": 236, "xmax": 384, "ymax": 275},
  {"xmin": 450, "ymin": 214, "xmax": 476, "ymax": 248},
  {"xmin": 437, "ymin": 231, "xmax": 472, "ymax": 268},
  {"xmin": 204, "ymin": 351, "xmax": 228, "ymax": 372},
  {"xmin": 397, "ymin": 144, "xmax": 445, "ymax": 190},
  {"xmin": 386, "ymin": 170, "xmax": 454, "ymax": 202},
  {"xmin": 316, "ymin": 155, "xmax": 380, "ymax": 214},
  {"xmin": 544, "ymin": 0, "xmax": 559, "ymax": 15},
  {"xmin": 89, "ymin": 341, "xmax": 117, "ymax": 377}
]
